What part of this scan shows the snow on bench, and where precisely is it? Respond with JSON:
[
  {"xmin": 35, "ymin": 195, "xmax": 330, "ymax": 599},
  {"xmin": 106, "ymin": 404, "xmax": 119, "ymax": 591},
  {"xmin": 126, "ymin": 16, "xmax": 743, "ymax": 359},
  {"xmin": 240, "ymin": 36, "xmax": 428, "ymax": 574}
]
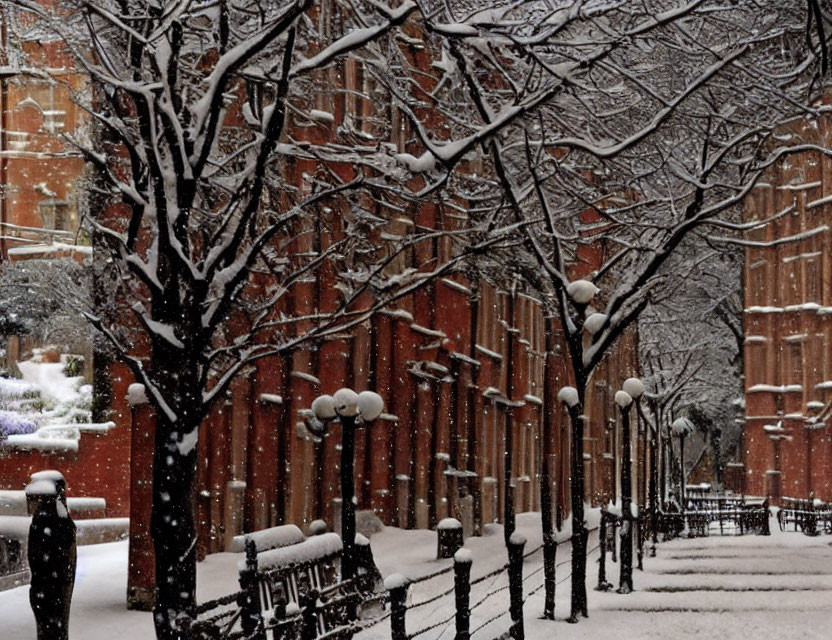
[{"xmin": 229, "ymin": 524, "xmax": 305, "ymax": 554}]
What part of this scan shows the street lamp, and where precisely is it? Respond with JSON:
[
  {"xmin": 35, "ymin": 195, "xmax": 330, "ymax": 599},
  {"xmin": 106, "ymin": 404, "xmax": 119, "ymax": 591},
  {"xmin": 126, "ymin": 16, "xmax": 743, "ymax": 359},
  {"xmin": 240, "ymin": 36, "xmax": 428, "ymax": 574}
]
[
  {"xmin": 671, "ymin": 417, "xmax": 694, "ymax": 530},
  {"xmin": 309, "ymin": 388, "xmax": 384, "ymax": 580},
  {"xmin": 631, "ymin": 392, "xmax": 660, "ymax": 558},
  {"xmin": 621, "ymin": 377, "xmax": 646, "ymax": 569},
  {"xmin": 614, "ymin": 387, "xmax": 635, "ymax": 594}
]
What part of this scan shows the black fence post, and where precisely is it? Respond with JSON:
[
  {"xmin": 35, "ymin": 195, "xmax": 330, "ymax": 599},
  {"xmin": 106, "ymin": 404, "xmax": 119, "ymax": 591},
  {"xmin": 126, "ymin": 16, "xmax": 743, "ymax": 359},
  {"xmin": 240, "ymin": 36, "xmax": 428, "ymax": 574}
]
[
  {"xmin": 596, "ymin": 512, "xmax": 611, "ymax": 591},
  {"xmin": 386, "ymin": 574, "xmax": 409, "ymax": 640},
  {"xmin": 507, "ymin": 533, "xmax": 526, "ymax": 640},
  {"xmin": 453, "ymin": 548, "xmax": 472, "ymax": 640},
  {"xmin": 542, "ymin": 533, "xmax": 557, "ymax": 619},
  {"xmin": 238, "ymin": 538, "xmax": 263, "ymax": 639}
]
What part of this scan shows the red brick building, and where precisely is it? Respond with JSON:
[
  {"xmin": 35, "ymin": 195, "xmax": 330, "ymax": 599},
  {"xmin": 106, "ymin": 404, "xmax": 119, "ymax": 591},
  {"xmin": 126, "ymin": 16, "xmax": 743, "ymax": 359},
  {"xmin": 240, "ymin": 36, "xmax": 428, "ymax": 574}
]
[
  {"xmin": 0, "ymin": 4, "xmax": 646, "ymax": 610},
  {"xmin": 743, "ymin": 116, "xmax": 832, "ymax": 502},
  {"xmin": 0, "ymin": 11, "xmax": 133, "ymax": 517}
]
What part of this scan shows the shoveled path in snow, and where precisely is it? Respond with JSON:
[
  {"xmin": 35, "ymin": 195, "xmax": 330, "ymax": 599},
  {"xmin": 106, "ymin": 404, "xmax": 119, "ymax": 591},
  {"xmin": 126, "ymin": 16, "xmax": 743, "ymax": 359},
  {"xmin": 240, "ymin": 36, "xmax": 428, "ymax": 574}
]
[{"xmin": 523, "ymin": 519, "xmax": 832, "ymax": 640}]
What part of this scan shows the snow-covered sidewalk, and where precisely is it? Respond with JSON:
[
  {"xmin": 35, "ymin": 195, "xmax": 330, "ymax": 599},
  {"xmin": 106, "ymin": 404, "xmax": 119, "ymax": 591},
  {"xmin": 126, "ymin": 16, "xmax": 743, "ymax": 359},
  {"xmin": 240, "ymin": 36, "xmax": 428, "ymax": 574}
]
[
  {"xmin": 523, "ymin": 520, "xmax": 832, "ymax": 640},
  {"xmin": 1, "ymin": 512, "xmax": 830, "ymax": 639},
  {"xmin": 0, "ymin": 541, "xmax": 242, "ymax": 640}
]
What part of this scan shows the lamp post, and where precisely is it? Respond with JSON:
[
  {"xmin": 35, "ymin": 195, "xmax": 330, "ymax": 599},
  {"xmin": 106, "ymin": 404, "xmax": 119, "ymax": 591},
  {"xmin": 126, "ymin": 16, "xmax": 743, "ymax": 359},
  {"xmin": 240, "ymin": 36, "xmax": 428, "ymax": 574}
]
[
  {"xmin": 635, "ymin": 396, "xmax": 659, "ymax": 557},
  {"xmin": 309, "ymin": 388, "xmax": 384, "ymax": 580},
  {"xmin": 622, "ymin": 378, "xmax": 645, "ymax": 572},
  {"xmin": 614, "ymin": 379, "xmax": 640, "ymax": 595},
  {"xmin": 671, "ymin": 417, "xmax": 694, "ymax": 531}
]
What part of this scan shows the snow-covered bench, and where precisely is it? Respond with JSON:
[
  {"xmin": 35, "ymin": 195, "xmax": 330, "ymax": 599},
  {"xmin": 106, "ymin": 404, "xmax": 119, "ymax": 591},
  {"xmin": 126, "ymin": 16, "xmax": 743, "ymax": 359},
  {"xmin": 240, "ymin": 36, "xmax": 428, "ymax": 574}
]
[{"xmin": 187, "ymin": 524, "xmax": 380, "ymax": 639}]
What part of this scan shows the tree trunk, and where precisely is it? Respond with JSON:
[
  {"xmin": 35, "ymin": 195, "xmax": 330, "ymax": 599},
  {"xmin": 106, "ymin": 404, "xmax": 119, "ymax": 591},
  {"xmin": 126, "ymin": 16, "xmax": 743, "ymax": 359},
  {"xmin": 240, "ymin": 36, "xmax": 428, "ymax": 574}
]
[
  {"xmin": 566, "ymin": 400, "xmax": 587, "ymax": 622},
  {"xmin": 540, "ymin": 320, "xmax": 555, "ymax": 619},
  {"xmin": 151, "ymin": 411, "xmax": 199, "ymax": 640}
]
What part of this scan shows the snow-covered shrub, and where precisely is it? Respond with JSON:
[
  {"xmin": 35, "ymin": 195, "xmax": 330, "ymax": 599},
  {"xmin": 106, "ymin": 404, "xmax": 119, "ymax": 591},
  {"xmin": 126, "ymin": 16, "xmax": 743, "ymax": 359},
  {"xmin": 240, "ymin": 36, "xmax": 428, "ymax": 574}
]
[{"xmin": 0, "ymin": 411, "xmax": 37, "ymax": 439}]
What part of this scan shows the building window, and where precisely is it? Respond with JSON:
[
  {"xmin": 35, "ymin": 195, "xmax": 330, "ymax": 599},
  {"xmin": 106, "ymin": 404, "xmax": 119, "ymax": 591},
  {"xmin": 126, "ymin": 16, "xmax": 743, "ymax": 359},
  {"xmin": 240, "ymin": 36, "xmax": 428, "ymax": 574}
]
[{"xmin": 38, "ymin": 198, "xmax": 71, "ymax": 232}]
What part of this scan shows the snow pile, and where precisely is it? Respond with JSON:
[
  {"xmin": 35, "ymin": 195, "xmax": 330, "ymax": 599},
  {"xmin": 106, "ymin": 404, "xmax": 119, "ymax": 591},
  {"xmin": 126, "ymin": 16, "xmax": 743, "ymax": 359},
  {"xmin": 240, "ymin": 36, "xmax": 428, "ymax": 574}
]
[{"xmin": 0, "ymin": 355, "xmax": 105, "ymax": 451}]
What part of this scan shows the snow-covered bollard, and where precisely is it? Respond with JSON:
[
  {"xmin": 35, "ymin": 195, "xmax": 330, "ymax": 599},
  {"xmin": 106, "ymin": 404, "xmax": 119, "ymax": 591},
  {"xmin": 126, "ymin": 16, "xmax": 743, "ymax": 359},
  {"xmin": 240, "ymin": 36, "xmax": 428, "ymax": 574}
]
[
  {"xmin": 436, "ymin": 517, "xmax": 463, "ymax": 559},
  {"xmin": 507, "ymin": 532, "xmax": 526, "ymax": 640},
  {"xmin": 27, "ymin": 470, "xmax": 67, "ymax": 515},
  {"xmin": 385, "ymin": 573, "xmax": 409, "ymax": 640},
  {"xmin": 26, "ymin": 476, "xmax": 76, "ymax": 640},
  {"xmin": 354, "ymin": 532, "xmax": 383, "ymax": 589},
  {"xmin": 453, "ymin": 548, "xmax": 473, "ymax": 640}
]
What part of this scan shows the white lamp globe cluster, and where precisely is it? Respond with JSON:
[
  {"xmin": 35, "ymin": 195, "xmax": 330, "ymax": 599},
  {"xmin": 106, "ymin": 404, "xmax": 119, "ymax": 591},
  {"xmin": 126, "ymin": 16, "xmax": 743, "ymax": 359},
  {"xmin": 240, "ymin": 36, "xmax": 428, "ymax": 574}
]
[{"xmin": 312, "ymin": 388, "xmax": 384, "ymax": 423}]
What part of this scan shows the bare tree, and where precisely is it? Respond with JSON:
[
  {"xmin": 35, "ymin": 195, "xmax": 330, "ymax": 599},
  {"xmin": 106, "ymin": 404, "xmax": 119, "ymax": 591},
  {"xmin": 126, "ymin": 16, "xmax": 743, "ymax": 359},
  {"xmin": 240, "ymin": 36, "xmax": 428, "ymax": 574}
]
[
  {"xmin": 638, "ymin": 241, "xmax": 746, "ymax": 488},
  {"xmin": 5, "ymin": 1, "xmax": 830, "ymax": 634},
  {"xmin": 0, "ymin": 1, "xmax": 574, "ymax": 635},
  {"xmin": 387, "ymin": 0, "xmax": 832, "ymax": 623}
]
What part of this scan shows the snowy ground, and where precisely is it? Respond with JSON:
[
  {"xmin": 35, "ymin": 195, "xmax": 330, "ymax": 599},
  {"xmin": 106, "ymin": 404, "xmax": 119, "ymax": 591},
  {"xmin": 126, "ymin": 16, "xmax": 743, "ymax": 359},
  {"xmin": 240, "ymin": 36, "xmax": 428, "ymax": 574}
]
[{"xmin": 1, "ymin": 512, "xmax": 831, "ymax": 639}]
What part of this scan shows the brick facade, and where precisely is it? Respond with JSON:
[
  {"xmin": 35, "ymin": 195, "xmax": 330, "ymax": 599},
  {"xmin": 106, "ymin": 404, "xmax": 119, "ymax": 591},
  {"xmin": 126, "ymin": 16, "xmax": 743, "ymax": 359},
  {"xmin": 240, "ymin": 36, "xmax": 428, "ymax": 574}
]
[{"xmin": 743, "ymin": 116, "xmax": 832, "ymax": 502}]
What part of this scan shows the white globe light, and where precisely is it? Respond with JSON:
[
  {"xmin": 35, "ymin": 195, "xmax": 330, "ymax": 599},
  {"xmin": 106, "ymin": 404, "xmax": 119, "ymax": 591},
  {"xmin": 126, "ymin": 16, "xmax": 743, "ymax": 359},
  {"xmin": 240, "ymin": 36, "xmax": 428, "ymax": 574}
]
[
  {"xmin": 357, "ymin": 391, "xmax": 384, "ymax": 421},
  {"xmin": 583, "ymin": 313, "xmax": 607, "ymax": 335},
  {"xmin": 567, "ymin": 280, "xmax": 600, "ymax": 304},
  {"xmin": 333, "ymin": 388, "xmax": 359, "ymax": 417},
  {"xmin": 671, "ymin": 417, "xmax": 694, "ymax": 436},
  {"xmin": 622, "ymin": 377, "xmax": 645, "ymax": 399},
  {"xmin": 557, "ymin": 386, "xmax": 580, "ymax": 408},
  {"xmin": 614, "ymin": 390, "xmax": 633, "ymax": 408},
  {"xmin": 311, "ymin": 395, "xmax": 337, "ymax": 420}
]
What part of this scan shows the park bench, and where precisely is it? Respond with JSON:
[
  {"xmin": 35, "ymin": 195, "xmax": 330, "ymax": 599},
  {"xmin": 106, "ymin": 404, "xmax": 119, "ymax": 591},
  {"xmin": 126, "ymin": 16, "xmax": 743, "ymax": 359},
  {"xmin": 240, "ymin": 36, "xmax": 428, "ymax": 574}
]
[
  {"xmin": 184, "ymin": 524, "xmax": 381, "ymax": 640},
  {"xmin": 656, "ymin": 495, "xmax": 770, "ymax": 538},
  {"xmin": 778, "ymin": 497, "xmax": 832, "ymax": 535}
]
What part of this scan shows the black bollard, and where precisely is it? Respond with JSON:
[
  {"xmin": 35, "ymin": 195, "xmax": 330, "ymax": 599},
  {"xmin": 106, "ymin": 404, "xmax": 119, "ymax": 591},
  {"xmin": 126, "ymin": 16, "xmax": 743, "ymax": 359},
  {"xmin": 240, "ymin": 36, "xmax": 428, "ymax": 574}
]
[
  {"xmin": 355, "ymin": 533, "xmax": 383, "ymax": 591},
  {"xmin": 453, "ymin": 549, "xmax": 472, "ymax": 640},
  {"xmin": 437, "ymin": 518, "xmax": 464, "ymax": 559},
  {"xmin": 542, "ymin": 533, "xmax": 557, "ymax": 619},
  {"xmin": 386, "ymin": 574, "xmax": 408, "ymax": 640},
  {"xmin": 507, "ymin": 533, "xmax": 526, "ymax": 640},
  {"xmin": 26, "ymin": 477, "xmax": 76, "ymax": 640}
]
